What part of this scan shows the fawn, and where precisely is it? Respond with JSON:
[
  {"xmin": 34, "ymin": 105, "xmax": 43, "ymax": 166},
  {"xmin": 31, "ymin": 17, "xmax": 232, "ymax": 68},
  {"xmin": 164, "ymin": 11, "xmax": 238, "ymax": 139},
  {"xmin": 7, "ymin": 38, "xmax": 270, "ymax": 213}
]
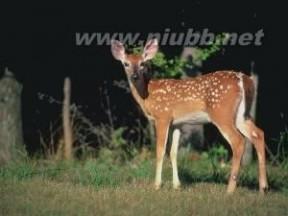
[{"xmin": 111, "ymin": 39, "xmax": 268, "ymax": 193}]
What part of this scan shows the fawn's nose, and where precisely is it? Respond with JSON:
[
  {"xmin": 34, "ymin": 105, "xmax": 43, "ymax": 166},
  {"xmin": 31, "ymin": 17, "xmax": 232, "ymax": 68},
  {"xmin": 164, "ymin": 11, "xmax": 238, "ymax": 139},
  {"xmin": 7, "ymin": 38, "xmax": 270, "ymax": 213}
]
[{"xmin": 131, "ymin": 73, "xmax": 139, "ymax": 80}]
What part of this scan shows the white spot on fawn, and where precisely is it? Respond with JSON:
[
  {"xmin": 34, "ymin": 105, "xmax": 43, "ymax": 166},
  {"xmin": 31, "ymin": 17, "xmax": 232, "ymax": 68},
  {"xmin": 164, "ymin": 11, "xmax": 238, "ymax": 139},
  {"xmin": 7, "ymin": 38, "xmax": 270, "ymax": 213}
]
[
  {"xmin": 252, "ymin": 131, "xmax": 258, "ymax": 138},
  {"xmin": 154, "ymin": 89, "xmax": 167, "ymax": 94}
]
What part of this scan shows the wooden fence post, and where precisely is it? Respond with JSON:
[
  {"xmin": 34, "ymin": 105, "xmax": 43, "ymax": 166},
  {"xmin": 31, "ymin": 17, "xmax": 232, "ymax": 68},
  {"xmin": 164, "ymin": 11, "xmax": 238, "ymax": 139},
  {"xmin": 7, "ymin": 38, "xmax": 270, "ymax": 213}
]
[{"xmin": 63, "ymin": 77, "xmax": 73, "ymax": 160}]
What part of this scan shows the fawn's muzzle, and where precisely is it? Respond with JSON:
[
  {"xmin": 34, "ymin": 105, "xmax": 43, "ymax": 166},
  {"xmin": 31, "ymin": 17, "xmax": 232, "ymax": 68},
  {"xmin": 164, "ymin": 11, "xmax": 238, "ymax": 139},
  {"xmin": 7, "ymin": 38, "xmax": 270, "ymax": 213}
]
[{"xmin": 131, "ymin": 73, "xmax": 139, "ymax": 81}]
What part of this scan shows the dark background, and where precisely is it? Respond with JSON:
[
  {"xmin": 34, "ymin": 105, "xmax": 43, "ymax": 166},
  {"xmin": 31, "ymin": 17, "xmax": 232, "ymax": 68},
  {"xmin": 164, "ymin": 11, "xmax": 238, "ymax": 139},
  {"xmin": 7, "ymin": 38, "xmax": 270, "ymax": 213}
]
[{"xmin": 0, "ymin": 1, "xmax": 287, "ymax": 153}]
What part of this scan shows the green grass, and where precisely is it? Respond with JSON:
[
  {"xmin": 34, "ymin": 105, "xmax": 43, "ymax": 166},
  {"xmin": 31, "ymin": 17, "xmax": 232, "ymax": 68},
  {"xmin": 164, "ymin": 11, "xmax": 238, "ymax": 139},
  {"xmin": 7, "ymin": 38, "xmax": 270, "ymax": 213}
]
[{"xmin": 1, "ymin": 154, "xmax": 288, "ymax": 216}]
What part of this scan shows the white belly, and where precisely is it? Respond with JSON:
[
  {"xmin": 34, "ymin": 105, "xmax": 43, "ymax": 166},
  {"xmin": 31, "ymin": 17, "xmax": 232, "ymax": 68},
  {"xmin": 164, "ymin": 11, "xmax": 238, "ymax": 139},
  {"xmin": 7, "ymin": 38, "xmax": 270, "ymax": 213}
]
[{"xmin": 173, "ymin": 111, "xmax": 210, "ymax": 125}]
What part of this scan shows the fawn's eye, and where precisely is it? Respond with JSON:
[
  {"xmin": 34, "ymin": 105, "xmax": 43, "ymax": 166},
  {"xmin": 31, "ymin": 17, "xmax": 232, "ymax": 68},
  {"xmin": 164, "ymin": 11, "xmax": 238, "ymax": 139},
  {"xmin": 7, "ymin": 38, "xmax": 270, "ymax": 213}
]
[
  {"xmin": 139, "ymin": 62, "xmax": 145, "ymax": 67},
  {"xmin": 124, "ymin": 62, "xmax": 130, "ymax": 67}
]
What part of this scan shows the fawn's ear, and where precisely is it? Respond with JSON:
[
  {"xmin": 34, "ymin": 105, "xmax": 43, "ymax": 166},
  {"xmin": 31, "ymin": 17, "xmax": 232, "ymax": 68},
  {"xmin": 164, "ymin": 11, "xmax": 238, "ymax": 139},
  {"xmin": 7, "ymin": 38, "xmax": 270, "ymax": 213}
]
[
  {"xmin": 143, "ymin": 39, "xmax": 158, "ymax": 61},
  {"xmin": 111, "ymin": 40, "xmax": 125, "ymax": 61}
]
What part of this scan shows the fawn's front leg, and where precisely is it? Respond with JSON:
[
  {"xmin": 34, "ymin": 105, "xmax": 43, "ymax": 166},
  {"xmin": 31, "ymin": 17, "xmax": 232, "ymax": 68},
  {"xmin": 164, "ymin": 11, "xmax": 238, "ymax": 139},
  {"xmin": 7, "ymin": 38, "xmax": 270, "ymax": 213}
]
[{"xmin": 154, "ymin": 118, "xmax": 170, "ymax": 189}]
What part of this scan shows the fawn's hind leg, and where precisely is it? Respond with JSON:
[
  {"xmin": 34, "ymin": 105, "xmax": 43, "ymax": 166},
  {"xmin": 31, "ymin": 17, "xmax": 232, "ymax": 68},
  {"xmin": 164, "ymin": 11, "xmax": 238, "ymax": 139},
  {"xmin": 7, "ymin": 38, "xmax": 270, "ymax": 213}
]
[
  {"xmin": 216, "ymin": 123, "xmax": 245, "ymax": 193},
  {"xmin": 237, "ymin": 119, "xmax": 268, "ymax": 193},
  {"xmin": 170, "ymin": 128, "xmax": 181, "ymax": 189}
]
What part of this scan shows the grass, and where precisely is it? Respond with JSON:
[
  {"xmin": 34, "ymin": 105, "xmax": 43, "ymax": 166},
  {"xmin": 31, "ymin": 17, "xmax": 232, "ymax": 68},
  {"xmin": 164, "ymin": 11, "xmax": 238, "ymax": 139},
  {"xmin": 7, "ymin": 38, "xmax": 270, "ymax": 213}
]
[{"xmin": 1, "ymin": 153, "xmax": 288, "ymax": 216}]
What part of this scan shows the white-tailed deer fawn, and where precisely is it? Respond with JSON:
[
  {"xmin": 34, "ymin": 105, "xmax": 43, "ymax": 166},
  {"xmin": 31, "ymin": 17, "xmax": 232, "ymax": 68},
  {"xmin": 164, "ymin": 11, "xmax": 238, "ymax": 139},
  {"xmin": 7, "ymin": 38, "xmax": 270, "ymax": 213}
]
[{"xmin": 111, "ymin": 39, "xmax": 268, "ymax": 193}]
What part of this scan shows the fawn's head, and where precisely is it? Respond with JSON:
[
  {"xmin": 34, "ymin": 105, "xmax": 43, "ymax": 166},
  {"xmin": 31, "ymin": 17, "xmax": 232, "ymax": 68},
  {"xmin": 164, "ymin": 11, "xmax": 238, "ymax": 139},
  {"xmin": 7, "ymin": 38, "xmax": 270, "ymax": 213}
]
[{"xmin": 111, "ymin": 39, "xmax": 158, "ymax": 98}]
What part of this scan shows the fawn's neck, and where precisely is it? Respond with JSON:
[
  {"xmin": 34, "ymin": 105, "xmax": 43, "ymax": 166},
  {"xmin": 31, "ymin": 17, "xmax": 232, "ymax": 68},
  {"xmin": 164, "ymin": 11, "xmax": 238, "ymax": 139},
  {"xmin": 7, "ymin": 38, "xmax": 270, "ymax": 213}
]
[{"xmin": 128, "ymin": 78, "xmax": 152, "ymax": 117}]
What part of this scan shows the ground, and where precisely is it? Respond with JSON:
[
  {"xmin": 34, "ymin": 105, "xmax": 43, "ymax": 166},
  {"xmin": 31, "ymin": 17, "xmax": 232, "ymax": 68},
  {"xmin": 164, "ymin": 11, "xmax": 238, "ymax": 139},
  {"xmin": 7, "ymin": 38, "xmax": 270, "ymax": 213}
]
[{"xmin": 1, "ymin": 153, "xmax": 288, "ymax": 215}]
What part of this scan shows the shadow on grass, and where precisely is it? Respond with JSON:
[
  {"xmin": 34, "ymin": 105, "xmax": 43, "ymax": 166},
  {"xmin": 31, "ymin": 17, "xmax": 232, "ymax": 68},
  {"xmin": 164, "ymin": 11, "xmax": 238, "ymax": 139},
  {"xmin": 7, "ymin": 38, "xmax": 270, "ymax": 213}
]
[
  {"xmin": 178, "ymin": 166, "xmax": 284, "ymax": 193},
  {"xmin": 179, "ymin": 167, "xmax": 227, "ymax": 186}
]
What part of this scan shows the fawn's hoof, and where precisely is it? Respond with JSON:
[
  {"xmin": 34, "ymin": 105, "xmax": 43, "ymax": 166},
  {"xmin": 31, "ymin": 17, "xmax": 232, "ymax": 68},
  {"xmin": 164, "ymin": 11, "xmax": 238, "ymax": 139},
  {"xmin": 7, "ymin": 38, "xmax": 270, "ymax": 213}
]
[
  {"xmin": 260, "ymin": 186, "xmax": 269, "ymax": 195},
  {"xmin": 154, "ymin": 184, "xmax": 161, "ymax": 190},
  {"xmin": 173, "ymin": 183, "xmax": 181, "ymax": 190},
  {"xmin": 226, "ymin": 187, "xmax": 236, "ymax": 194}
]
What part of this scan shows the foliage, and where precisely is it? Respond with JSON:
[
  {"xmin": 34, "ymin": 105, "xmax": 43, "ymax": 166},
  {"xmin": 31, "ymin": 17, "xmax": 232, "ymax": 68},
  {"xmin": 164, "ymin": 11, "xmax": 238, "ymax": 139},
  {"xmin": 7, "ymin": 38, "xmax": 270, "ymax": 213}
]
[
  {"xmin": 37, "ymin": 88, "xmax": 152, "ymax": 163},
  {"xmin": 193, "ymin": 33, "xmax": 228, "ymax": 62},
  {"xmin": 202, "ymin": 144, "xmax": 229, "ymax": 171},
  {"xmin": 150, "ymin": 52, "xmax": 190, "ymax": 78},
  {"xmin": 131, "ymin": 33, "xmax": 226, "ymax": 79},
  {"xmin": 96, "ymin": 127, "xmax": 138, "ymax": 164},
  {"xmin": 266, "ymin": 127, "xmax": 288, "ymax": 167}
]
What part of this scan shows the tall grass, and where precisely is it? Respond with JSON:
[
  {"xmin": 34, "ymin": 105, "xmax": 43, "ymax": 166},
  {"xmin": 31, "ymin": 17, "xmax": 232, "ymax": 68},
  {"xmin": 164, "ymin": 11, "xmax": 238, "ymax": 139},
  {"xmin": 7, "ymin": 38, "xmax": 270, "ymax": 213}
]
[{"xmin": 1, "ymin": 150, "xmax": 288, "ymax": 194}]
